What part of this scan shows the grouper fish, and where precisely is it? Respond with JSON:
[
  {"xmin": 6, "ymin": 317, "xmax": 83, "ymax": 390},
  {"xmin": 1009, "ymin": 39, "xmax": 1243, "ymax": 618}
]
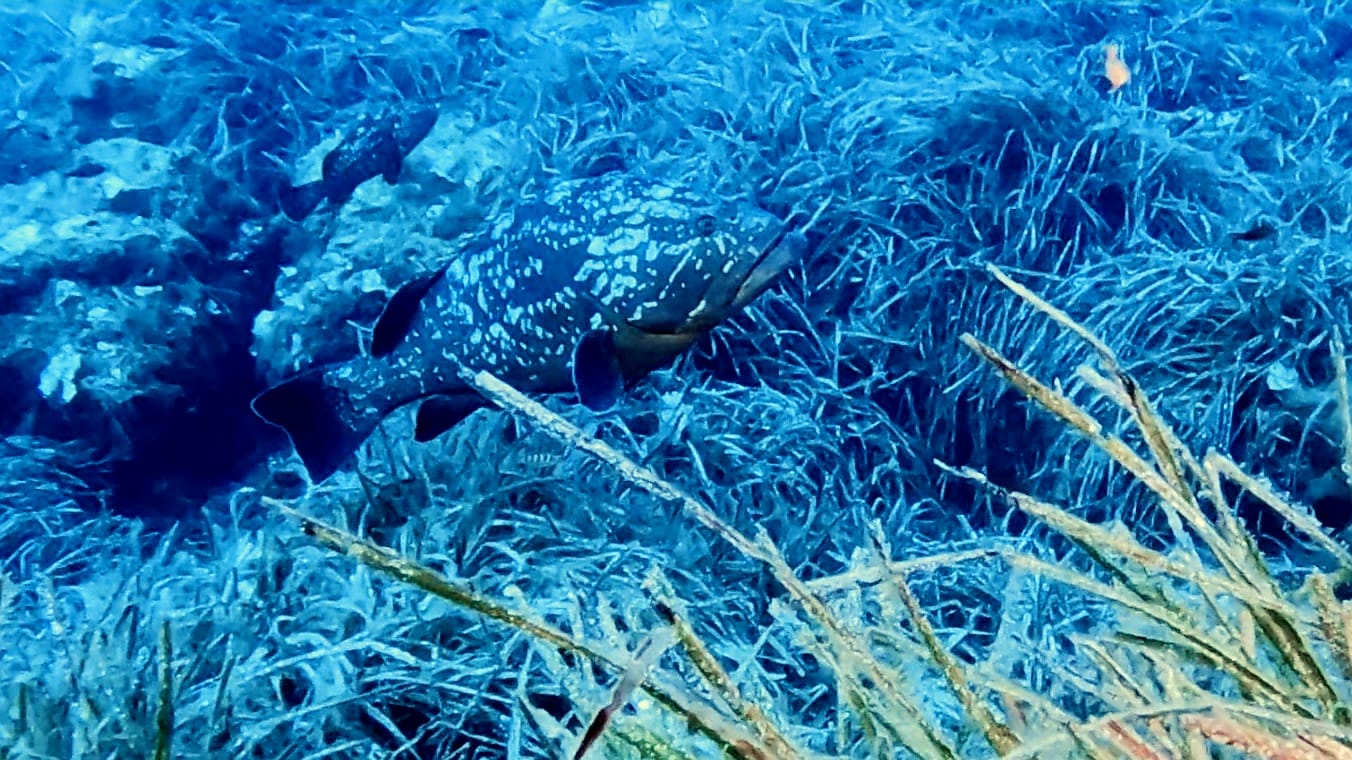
[
  {"xmin": 278, "ymin": 104, "xmax": 439, "ymax": 221},
  {"xmin": 253, "ymin": 173, "xmax": 806, "ymax": 482}
]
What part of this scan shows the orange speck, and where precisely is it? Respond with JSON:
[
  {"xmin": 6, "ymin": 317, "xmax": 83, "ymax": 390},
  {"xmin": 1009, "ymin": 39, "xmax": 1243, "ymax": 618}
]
[{"xmin": 1104, "ymin": 43, "xmax": 1131, "ymax": 92}]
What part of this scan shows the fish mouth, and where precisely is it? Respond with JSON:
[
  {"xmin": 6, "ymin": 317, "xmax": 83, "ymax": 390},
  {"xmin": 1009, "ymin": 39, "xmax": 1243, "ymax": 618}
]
[{"xmin": 730, "ymin": 224, "xmax": 807, "ymax": 310}]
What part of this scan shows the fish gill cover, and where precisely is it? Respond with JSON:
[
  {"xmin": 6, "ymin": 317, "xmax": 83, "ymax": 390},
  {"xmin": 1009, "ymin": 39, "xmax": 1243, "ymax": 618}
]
[{"xmin": 2, "ymin": 0, "xmax": 1352, "ymax": 757}]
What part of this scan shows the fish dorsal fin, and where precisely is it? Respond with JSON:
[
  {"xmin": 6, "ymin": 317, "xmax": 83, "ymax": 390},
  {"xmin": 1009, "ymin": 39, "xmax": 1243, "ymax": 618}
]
[
  {"xmin": 371, "ymin": 266, "xmax": 446, "ymax": 358},
  {"xmin": 572, "ymin": 328, "xmax": 624, "ymax": 411},
  {"xmin": 414, "ymin": 394, "xmax": 483, "ymax": 442}
]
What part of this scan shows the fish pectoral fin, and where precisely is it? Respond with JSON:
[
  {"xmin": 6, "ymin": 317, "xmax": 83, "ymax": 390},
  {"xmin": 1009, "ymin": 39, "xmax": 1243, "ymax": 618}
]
[
  {"xmin": 279, "ymin": 180, "xmax": 325, "ymax": 221},
  {"xmin": 572, "ymin": 328, "xmax": 624, "ymax": 411},
  {"xmin": 382, "ymin": 154, "xmax": 403, "ymax": 185},
  {"xmin": 414, "ymin": 395, "xmax": 483, "ymax": 442},
  {"xmin": 371, "ymin": 266, "xmax": 447, "ymax": 357}
]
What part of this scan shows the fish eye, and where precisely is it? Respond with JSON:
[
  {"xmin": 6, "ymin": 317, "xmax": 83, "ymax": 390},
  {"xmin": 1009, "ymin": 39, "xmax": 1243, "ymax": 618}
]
[{"xmin": 695, "ymin": 214, "xmax": 716, "ymax": 237}]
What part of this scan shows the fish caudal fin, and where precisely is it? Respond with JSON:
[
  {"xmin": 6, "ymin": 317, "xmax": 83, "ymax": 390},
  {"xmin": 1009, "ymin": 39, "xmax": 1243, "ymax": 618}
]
[
  {"xmin": 252, "ymin": 371, "xmax": 367, "ymax": 482},
  {"xmin": 278, "ymin": 180, "xmax": 326, "ymax": 221}
]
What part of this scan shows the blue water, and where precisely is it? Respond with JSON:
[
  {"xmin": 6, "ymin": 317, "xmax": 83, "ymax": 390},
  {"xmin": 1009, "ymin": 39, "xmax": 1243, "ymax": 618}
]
[{"xmin": 2, "ymin": 1, "xmax": 1350, "ymax": 757}]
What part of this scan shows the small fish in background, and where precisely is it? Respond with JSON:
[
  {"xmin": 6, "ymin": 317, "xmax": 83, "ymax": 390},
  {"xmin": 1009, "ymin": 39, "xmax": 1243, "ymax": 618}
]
[
  {"xmin": 1229, "ymin": 219, "xmax": 1277, "ymax": 243},
  {"xmin": 278, "ymin": 104, "xmax": 439, "ymax": 221},
  {"xmin": 1104, "ymin": 43, "xmax": 1131, "ymax": 93},
  {"xmin": 253, "ymin": 173, "xmax": 808, "ymax": 482}
]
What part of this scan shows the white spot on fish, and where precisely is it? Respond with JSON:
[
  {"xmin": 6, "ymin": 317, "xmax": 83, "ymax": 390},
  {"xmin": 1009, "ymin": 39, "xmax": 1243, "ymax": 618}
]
[
  {"xmin": 609, "ymin": 274, "xmax": 639, "ymax": 302},
  {"xmin": 610, "ymin": 226, "xmax": 647, "ymax": 253},
  {"xmin": 659, "ymin": 243, "xmax": 700, "ymax": 299},
  {"xmin": 576, "ymin": 257, "xmax": 607, "ymax": 282}
]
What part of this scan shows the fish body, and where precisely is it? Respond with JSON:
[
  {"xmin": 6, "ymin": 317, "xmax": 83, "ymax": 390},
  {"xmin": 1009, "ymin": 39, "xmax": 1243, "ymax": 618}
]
[
  {"xmin": 254, "ymin": 173, "xmax": 805, "ymax": 481},
  {"xmin": 1229, "ymin": 220, "xmax": 1277, "ymax": 243},
  {"xmin": 279, "ymin": 105, "xmax": 439, "ymax": 221}
]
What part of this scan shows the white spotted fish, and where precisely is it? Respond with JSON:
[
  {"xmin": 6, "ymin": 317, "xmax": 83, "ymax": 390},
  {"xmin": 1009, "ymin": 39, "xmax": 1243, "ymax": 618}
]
[
  {"xmin": 278, "ymin": 105, "xmax": 439, "ymax": 221},
  {"xmin": 253, "ymin": 173, "xmax": 806, "ymax": 481}
]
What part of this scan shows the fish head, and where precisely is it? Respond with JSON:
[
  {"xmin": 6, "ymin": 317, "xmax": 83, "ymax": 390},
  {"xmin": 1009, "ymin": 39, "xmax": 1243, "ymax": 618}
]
[
  {"xmin": 662, "ymin": 204, "xmax": 806, "ymax": 332},
  {"xmin": 394, "ymin": 105, "xmax": 439, "ymax": 152},
  {"xmin": 579, "ymin": 180, "xmax": 805, "ymax": 337}
]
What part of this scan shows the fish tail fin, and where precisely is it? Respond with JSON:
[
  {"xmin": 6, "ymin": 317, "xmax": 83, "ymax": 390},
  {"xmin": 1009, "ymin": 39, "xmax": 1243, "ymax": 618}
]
[
  {"xmin": 251, "ymin": 370, "xmax": 370, "ymax": 482},
  {"xmin": 278, "ymin": 180, "xmax": 325, "ymax": 221}
]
